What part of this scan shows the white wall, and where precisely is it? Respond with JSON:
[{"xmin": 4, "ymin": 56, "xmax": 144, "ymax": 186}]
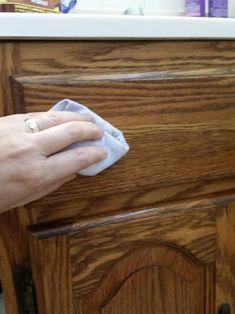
[
  {"xmin": 229, "ymin": 0, "xmax": 235, "ymax": 17},
  {"xmin": 73, "ymin": 0, "xmax": 185, "ymax": 15},
  {"xmin": 72, "ymin": 0, "xmax": 234, "ymax": 17}
]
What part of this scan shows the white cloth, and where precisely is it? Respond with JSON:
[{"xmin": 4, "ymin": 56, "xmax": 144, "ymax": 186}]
[{"xmin": 50, "ymin": 99, "xmax": 129, "ymax": 176}]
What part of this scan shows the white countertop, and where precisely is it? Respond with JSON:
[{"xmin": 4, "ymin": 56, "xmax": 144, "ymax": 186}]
[{"xmin": 0, "ymin": 13, "xmax": 235, "ymax": 39}]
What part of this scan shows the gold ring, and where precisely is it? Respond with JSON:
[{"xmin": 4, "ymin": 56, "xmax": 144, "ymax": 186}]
[{"xmin": 24, "ymin": 118, "xmax": 40, "ymax": 133}]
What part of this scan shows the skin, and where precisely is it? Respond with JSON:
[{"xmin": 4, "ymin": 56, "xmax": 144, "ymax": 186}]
[{"xmin": 0, "ymin": 111, "xmax": 107, "ymax": 213}]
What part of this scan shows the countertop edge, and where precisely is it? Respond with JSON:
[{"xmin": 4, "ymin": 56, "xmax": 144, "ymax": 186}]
[{"xmin": 0, "ymin": 14, "xmax": 235, "ymax": 39}]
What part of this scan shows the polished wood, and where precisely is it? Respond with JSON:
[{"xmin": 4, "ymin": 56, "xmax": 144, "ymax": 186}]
[
  {"xmin": 11, "ymin": 70, "xmax": 235, "ymax": 224},
  {"xmin": 216, "ymin": 203, "xmax": 235, "ymax": 312},
  {"xmin": 0, "ymin": 43, "xmax": 31, "ymax": 314},
  {"xmin": 29, "ymin": 198, "xmax": 219, "ymax": 314},
  {"xmin": 0, "ymin": 208, "xmax": 31, "ymax": 314},
  {"xmin": 16, "ymin": 41, "xmax": 235, "ymax": 76},
  {"xmin": 0, "ymin": 40, "xmax": 235, "ymax": 314},
  {"xmin": 0, "ymin": 43, "xmax": 18, "ymax": 116},
  {"xmin": 29, "ymin": 235, "xmax": 73, "ymax": 314}
]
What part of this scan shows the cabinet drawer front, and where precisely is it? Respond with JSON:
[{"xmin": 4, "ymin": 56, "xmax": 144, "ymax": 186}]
[{"xmin": 12, "ymin": 72, "xmax": 235, "ymax": 199}]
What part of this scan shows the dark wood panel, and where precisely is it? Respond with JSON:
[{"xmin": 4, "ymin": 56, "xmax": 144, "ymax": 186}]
[
  {"xmin": 0, "ymin": 42, "xmax": 32, "ymax": 314},
  {"xmin": 28, "ymin": 199, "xmax": 218, "ymax": 293},
  {"xmin": 11, "ymin": 71, "xmax": 235, "ymax": 224},
  {"xmin": 0, "ymin": 207, "xmax": 32, "ymax": 314},
  {"xmin": 12, "ymin": 72, "xmax": 235, "ymax": 126},
  {"xmin": 1, "ymin": 40, "xmax": 235, "ymax": 314},
  {"xmin": 216, "ymin": 203, "xmax": 235, "ymax": 312},
  {"xmin": 0, "ymin": 43, "xmax": 19, "ymax": 116},
  {"xmin": 24, "ymin": 177, "xmax": 235, "ymax": 225},
  {"xmin": 29, "ymin": 198, "xmax": 219, "ymax": 314},
  {"xmin": 17, "ymin": 41, "xmax": 235, "ymax": 76},
  {"xmin": 68, "ymin": 203, "xmax": 217, "ymax": 297},
  {"xmin": 77, "ymin": 247, "xmax": 207, "ymax": 314},
  {"xmin": 29, "ymin": 235, "xmax": 73, "ymax": 314}
]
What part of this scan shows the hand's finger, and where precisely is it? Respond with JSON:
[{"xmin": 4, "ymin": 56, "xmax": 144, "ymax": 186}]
[
  {"xmin": 0, "ymin": 111, "xmax": 93, "ymax": 134},
  {"xmin": 45, "ymin": 146, "xmax": 106, "ymax": 179},
  {"xmin": 34, "ymin": 121, "xmax": 103, "ymax": 156},
  {"xmin": 27, "ymin": 111, "xmax": 94, "ymax": 132},
  {"xmin": 0, "ymin": 113, "xmax": 44, "ymax": 133},
  {"xmin": 0, "ymin": 112, "xmax": 44, "ymax": 122}
]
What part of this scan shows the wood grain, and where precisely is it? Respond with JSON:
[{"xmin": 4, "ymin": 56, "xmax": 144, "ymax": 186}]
[
  {"xmin": 0, "ymin": 43, "xmax": 24, "ymax": 314},
  {"xmin": 0, "ymin": 208, "xmax": 31, "ymax": 314},
  {"xmin": 0, "ymin": 228, "xmax": 18, "ymax": 314},
  {"xmin": 79, "ymin": 247, "xmax": 206, "ymax": 314},
  {"xmin": 27, "ymin": 178, "xmax": 235, "ymax": 225},
  {"xmin": 29, "ymin": 199, "xmax": 219, "ymax": 295},
  {"xmin": 1, "ymin": 40, "xmax": 235, "ymax": 314},
  {"xmin": 12, "ymin": 72, "xmax": 235, "ymax": 125},
  {"xmin": 216, "ymin": 203, "xmax": 235, "ymax": 312},
  {"xmin": 0, "ymin": 43, "xmax": 19, "ymax": 115},
  {"xmin": 17, "ymin": 41, "xmax": 235, "ymax": 76},
  {"xmin": 68, "ymin": 202, "xmax": 217, "ymax": 298},
  {"xmin": 29, "ymin": 235, "xmax": 73, "ymax": 314},
  {"xmin": 9, "ymin": 41, "xmax": 235, "ymax": 225},
  {"xmin": 12, "ymin": 70, "xmax": 235, "ymax": 225},
  {"xmin": 29, "ymin": 198, "xmax": 220, "ymax": 314}
]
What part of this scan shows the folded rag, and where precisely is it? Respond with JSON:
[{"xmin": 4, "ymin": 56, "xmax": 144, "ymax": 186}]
[{"xmin": 50, "ymin": 99, "xmax": 129, "ymax": 176}]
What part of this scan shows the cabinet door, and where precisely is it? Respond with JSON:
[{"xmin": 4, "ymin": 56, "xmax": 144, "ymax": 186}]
[{"xmin": 28, "ymin": 200, "xmax": 235, "ymax": 314}]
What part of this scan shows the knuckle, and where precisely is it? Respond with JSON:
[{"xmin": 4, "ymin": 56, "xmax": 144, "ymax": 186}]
[
  {"xmin": 75, "ymin": 147, "xmax": 105, "ymax": 167},
  {"xmin": 63, "ymin": 121, "xmax": 103, "ymax": 141},
  {"xmin": 47, "ymin": 112, "xmax": 62, "ymax": 126},
  {"xmin": 64, "ymin": 121, "xmax": 79, "ymax": 139},
  {"xmin": 74, "ymin": 150, "xmax": 92, "ymax": 168},
  {"xmin": 77, "ymin": 152, "xmax": 91, "ymax": 165},
  {"xmin": 92, "ymin": 125, "xmax": 103, "ymax": 138}
]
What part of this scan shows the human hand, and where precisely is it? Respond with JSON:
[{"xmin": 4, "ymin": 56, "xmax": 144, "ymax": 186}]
[{"xmin": 0, "ymin": 111, "xmax": 106, "ymax": 213}]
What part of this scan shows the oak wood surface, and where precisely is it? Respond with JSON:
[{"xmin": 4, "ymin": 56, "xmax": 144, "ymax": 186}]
[
  {"xmin": 216, "ymin": 203, "xmax": 235, "ymax": 312},
  {"xmin": 0, "ymin": 40, "xmax": 235, "ymax": 314},
  {"xmin": 0, "ymin": 43, "xmax": 19, "ymax": 115},
  {"xmin": 8, "ymin": 40, "xmax": 235, "ymax": 225},
  {"xmin": 79, "ymin": 247, "xmax": 206, "ymax": 314},
  {"xmin": 29, "ymin": 198, "xmax": 220, "ymax": 314},
  {"xmin": 11, "ymin": 70, "xmax": 235, "ymax": 225},
  {"xmin": 0, "ymin": 42, "xmax": 32, "ymax": 314},
  {"xmin": 0, "ymin": 208, "xmax": 32, "ymax": 314},
  {"xmin": 29, "ymin": 235, "xmax": 74, "ymax": 314},
  {"xmin": 16, "ymin": 41, "xmax": 235, "ymax": 76}
]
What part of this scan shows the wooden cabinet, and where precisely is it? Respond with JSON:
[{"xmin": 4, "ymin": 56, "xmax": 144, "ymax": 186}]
[
  {"xmin": 0, "ymin": 40, "xmax": 235, "ymax": 314},
  {"xmin": 28, "ymin": 200, "xmax": 234, "ymax": 314}
]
